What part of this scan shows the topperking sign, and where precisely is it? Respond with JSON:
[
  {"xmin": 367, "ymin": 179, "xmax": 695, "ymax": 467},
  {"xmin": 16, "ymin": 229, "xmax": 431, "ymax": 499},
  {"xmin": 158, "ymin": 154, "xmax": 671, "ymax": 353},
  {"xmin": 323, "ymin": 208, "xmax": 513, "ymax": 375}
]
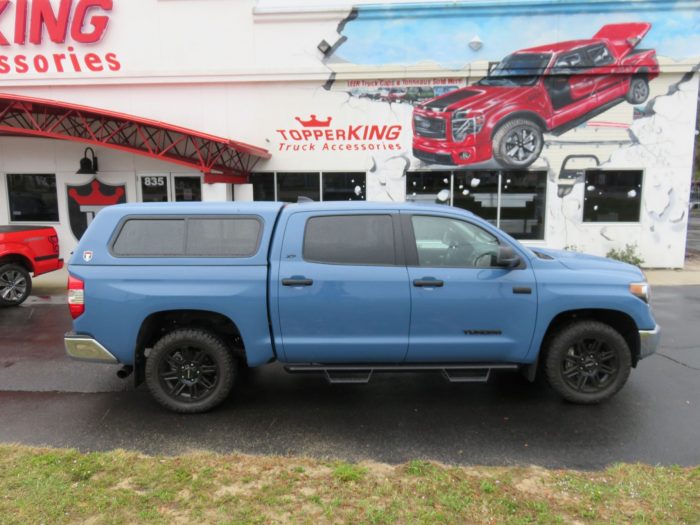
[{"xmin": 0, "ymin": 0, "xmax": 120, "ymax": 75}]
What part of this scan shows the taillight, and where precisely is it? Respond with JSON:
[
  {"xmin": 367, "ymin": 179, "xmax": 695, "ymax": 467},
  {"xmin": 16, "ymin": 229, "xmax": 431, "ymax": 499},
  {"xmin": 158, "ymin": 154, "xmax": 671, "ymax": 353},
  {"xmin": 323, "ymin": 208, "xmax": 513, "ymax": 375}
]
[
  {"xmin": 67, "ymin": 276, "xmax": 85, "ymax": 319},
  {"xmin": 48, "ymin": 235, "xmax": 59, "ymax": 254}
]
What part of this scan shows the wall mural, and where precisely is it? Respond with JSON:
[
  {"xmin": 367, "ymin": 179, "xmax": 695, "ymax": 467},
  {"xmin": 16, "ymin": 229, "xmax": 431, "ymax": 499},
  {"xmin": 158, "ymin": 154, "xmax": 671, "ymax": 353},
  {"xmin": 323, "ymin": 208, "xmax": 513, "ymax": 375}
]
[
  {"xmin": 67, "ymin": 179, "xmax": 126, "ymax": 240},
  {"xmin": 296, "ymin": 1, "xmax": 700, "ymax": 267}
]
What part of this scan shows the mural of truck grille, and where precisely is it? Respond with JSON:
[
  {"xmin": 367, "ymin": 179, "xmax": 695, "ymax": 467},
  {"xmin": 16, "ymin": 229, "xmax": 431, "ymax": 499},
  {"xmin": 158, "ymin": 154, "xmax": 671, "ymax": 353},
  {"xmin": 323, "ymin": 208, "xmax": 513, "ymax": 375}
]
[{"xmin": 414, "ymin": 115, "xmax": 446, "ymax": 139}]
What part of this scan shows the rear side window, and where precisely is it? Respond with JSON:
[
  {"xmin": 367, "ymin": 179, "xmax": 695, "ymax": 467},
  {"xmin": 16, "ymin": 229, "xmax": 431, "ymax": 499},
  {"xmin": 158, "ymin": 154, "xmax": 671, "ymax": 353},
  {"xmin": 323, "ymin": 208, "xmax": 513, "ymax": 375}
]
[
  {"xmin": 112, "ymin": 219, "xmax": 185, "ymax": 256},
  {"xmin": 112, "ymin": 217, "xmax": 262, "ymax": 257},
  {"xmin": 186, "ymin": 218, "xmax": 261, "ymax": 256},
  {"xmin": 303, "ymin": 215, "xmax": 396, "ymax": 265}
]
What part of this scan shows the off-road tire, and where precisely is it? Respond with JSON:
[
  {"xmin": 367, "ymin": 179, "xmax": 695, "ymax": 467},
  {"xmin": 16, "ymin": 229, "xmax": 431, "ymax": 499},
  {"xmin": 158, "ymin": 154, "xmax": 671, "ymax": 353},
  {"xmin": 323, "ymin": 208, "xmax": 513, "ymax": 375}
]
[
  {"xmin": 145, "ymin": 328, "xmax": 236, "ymax": 413},
  {"xmin": 544, "ymin": 320, "xmax": 631, "ymax": 404},
  {"xmin": 0, "ymin": 263, "xmax": 32, "ymax": 307},
  {"xmin": 492, "ymin": 118, "xmax": 544, "ymax": 169},
  {"xmin": 625, "ymin": 76, "xmax": 650, "ymax": 105}
]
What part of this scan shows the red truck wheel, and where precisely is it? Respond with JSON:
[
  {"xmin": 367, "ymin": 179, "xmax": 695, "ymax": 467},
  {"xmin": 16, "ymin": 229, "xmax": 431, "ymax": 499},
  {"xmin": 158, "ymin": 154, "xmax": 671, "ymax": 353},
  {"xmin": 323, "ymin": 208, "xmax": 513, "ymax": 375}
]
[
  {"xmin": 492, "ymin": 118, "xmax": 543, "ymax": 169},
  {"xmin": 0, "ymin": 263, "xmax": 31, "ymax": 307},
  {"xmin": 626, "ymin": 77, "xmax": 650, "ymax": 105}
]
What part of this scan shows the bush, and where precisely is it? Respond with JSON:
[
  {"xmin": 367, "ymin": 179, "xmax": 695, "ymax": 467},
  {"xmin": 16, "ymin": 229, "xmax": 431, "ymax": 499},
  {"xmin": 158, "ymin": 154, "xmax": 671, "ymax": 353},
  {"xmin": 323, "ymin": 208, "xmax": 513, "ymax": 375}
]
[{"xmin": 606, "ymin": 244, "xmax": 644, "ymax": 266}]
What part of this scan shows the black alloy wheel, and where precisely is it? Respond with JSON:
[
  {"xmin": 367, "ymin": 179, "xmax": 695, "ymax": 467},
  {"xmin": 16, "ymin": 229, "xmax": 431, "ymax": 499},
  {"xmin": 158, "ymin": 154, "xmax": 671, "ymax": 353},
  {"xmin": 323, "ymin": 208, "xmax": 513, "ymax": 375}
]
[
  {"xmin": 0, "ymin": 264, "xmax": 32, "ymax": 307},
  {"xmin": 145, "ymin": 328, "xmax": 236, "ymax": 413},
  {"xmin": 544, "ymin": 320, "xmax": 631, "ymax": 404},
  {"xmin": 560, "ymin": 338, "xmax": 619, "ymax": 394}
]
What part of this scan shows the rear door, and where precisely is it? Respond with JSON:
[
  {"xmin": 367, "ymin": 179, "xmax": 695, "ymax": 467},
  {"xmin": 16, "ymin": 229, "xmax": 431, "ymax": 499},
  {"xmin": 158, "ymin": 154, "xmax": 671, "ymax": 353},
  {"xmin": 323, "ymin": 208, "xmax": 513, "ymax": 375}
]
[
  {"xmin": 402, "ymin": 212, "xmax": 538, "ymax": 363},
  {"xmin": 276, "ymin": 211, "xmax": 411, "ymax": 363}
]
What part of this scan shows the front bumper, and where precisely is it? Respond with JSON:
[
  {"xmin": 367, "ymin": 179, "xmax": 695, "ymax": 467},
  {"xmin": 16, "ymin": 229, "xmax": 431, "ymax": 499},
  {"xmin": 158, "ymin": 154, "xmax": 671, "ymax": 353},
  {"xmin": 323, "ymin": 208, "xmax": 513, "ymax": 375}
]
[
  {"xmin": 64, "ymin": 332, "xmax": 119, "ymax": 363},
  {"xmin": 639, "ymin": 325, "xmax": 661, "ymax": 359}
]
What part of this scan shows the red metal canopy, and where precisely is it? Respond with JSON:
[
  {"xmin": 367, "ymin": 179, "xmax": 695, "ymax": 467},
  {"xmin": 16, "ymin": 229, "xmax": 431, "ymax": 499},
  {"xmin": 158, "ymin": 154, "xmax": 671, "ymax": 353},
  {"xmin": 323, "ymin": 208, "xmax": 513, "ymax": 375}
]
[{"xmin": 0, "ymin": 93, "xmax": 271, "ymax": 183}]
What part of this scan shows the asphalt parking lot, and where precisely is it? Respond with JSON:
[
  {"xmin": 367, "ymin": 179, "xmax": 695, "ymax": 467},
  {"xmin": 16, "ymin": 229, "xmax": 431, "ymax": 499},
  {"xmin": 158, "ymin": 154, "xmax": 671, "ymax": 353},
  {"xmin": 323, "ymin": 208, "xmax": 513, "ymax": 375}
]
[{"xmin": 0, "ymin": 284, "xmax": 698, "ymax": 469}]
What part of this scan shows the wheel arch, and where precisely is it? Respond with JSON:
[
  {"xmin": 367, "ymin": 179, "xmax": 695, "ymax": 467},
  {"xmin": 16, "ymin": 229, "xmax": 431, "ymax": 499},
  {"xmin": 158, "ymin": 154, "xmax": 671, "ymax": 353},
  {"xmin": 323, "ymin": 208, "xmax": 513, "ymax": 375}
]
[
  {"xmin": 539, "ymin": 309, "xmax": 641, "ymax": 367},
  {"xmin": 490, "ymin": 111, "xmax": 547, "ymax": 140},
  {"xmin": 133, "ymin": 309, "xmax": 246, "ymax": 386},
  {"xmin": 0, "ymin": 252, "xmax": 35, "ymax": 273}
]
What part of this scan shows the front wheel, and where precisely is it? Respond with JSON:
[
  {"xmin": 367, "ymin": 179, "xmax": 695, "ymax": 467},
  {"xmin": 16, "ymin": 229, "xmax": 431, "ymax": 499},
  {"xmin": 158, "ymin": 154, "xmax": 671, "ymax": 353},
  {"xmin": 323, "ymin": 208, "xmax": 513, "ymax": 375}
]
[
  {"xmin": 544, "ymin": 321, "xmax": 631, "ymax": 404},
  {"xmin": 492, "ymin": 118, "xmax": 544, "ymax": 169},
  {"xmin": 0, "ymin": 264, "xmax": 32, "ymax": 307},
  {"xmin": 145, "ymin": 328, "xmax": 236, "ymax": 413}
]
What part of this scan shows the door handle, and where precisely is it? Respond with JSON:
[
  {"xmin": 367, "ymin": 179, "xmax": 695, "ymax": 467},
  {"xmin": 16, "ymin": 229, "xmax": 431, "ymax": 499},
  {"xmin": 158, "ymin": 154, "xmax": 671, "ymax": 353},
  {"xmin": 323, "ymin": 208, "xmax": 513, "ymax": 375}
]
[
  {"xmin": 282, "ymin": 278, "xmax": 314, "ymax": 287},
  {"xmin": 413, "ymin": 279, "xmax": 444, "ymax": 288},
  {"xmin": 513, "ymin": 286, "xmax": 532, "ymax": 294}
]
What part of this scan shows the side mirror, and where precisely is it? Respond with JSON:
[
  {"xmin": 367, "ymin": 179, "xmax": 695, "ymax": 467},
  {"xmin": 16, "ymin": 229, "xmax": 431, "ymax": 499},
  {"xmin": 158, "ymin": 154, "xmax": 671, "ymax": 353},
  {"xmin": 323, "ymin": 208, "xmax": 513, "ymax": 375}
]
[{"xmin": 496, "ymin": 245, "xmax": 521, "ymax": 268}]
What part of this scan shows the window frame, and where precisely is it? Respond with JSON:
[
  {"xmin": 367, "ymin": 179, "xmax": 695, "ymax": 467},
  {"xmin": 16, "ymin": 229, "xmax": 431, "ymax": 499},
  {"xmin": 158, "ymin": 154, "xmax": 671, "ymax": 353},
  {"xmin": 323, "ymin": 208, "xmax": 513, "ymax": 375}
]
[
  {"xmin": 5, "ymin": 173, "xmax": 60, "ymax": 224},
  {"xmin": 301, "ymin": 213, "xmax": 404, "ymax": 267},
  {"xmin": 109, "ymin": 214, "xmax": 264, "ymax": 259}
]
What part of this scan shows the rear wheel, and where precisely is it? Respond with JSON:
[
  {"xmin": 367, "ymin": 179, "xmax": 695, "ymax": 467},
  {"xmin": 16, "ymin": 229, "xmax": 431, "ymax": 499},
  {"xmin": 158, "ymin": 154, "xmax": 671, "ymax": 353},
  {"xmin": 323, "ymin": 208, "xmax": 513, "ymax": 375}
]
[
  {"xmin": 0, "ymin": 264, "xmax": 31, "ymax": 307},
  {"xmin": 544, "ymin": 321, "xmax": 631, "ymax": 404},
  {"xmin": 492, "ymin": 118, "xmax": 544, "ymax": 168},
  {"xmin": 626, "ymin": 76, "xmax": 649, "ymax": 104},
  {"xmin": 145, "ymin": 328, "xmax": 236, "ymax": 413}
]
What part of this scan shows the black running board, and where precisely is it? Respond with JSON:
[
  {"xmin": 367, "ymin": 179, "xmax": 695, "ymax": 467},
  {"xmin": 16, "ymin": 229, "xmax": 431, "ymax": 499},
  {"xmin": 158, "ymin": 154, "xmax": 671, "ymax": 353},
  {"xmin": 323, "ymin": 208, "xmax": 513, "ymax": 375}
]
[{"xmin": 284, "ymin": 363, "xmax": 520, "ymax": 385}]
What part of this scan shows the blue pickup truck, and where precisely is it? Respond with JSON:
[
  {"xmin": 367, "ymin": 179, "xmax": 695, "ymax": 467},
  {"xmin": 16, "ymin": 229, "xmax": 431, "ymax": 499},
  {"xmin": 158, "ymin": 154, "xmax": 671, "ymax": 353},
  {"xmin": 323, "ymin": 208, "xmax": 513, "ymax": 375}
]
[{"xmin": 64, "ymin": 201, "xmax": 659, "ymax": 413}]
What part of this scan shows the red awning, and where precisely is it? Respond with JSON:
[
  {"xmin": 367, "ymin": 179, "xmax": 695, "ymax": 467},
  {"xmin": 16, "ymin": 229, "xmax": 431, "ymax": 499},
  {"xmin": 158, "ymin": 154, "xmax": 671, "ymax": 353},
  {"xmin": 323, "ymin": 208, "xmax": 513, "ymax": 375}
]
[{"xmin": 0, "ymin": 93, "xmax": 271, "ymax": 183}]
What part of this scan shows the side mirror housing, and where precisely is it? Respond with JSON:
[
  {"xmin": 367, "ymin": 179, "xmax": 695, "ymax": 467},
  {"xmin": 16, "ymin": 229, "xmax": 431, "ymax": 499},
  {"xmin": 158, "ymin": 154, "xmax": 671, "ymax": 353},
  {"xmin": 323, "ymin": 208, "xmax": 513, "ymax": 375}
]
[{"xmin": 496, "ymin": 245, "xmax": 521, "ymax": 268}]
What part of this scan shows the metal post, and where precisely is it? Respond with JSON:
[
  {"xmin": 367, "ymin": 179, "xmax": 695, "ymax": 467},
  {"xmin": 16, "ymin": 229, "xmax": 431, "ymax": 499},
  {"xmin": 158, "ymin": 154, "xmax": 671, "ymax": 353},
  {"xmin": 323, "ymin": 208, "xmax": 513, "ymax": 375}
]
[{"xmin": 496, "ymin": 171, "xmax": 502, "ymax": 229}]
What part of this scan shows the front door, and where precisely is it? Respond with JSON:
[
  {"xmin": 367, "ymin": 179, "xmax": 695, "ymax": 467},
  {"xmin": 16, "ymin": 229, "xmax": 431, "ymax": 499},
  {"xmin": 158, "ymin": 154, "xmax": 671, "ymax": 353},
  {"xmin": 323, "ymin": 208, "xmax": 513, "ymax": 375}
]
[
  {"xmin": 138, "ymin": 174, "xmax": 202, "ymax": 203},
  {"xmin": 403, "ymin": 213, "xmax": 538, "ymax": 363},
  {"xmin": 276, "ymin": 211, "xmax": 411, "ymax": 363}
]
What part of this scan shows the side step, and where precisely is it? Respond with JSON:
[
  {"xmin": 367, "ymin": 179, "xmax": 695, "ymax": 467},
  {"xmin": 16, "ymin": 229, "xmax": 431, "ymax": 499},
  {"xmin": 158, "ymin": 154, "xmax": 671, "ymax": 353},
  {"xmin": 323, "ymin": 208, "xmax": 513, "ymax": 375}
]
[{"xmin": 284, "ymin": 363, "xmax": 519, "ymax": 385}]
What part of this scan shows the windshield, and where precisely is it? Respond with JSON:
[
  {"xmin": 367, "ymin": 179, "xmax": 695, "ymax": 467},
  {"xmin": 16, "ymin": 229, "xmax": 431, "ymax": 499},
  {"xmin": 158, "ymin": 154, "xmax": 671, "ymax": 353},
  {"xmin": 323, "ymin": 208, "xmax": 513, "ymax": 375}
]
[{"xmin": 477, "ymin": 53, "xmax": 551, "ymax": 87}]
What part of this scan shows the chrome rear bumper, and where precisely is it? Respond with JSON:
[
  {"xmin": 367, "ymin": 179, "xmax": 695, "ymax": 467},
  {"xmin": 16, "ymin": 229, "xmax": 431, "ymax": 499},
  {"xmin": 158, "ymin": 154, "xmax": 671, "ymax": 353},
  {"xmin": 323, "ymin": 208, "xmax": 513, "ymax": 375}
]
[
  {"xmin": 639, "ymin": 325, "xmax": 661, "ymax": 359},
  {"xmin": 64, "ymin": 333, "xmax": 118, "ymax": 363}
]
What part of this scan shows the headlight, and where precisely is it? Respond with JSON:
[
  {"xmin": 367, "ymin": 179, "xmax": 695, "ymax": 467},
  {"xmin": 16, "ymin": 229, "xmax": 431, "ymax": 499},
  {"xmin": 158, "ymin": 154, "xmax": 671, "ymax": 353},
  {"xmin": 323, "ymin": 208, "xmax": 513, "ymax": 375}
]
[
  {"xmin": 629, "ymin": 282, "xmax": 650, "ymax": 303},
  {"xmin": 451, "ymin": 110, "xmax": 484, "ymax": 142}
]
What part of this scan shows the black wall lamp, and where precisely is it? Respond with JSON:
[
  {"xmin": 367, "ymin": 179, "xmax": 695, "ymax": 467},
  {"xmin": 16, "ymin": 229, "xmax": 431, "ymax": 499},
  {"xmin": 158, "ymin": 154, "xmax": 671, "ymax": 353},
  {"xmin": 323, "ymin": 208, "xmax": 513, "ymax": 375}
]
[{"xmin": 77, "ymin": 147, "xmax": 99, "ymax": 174}]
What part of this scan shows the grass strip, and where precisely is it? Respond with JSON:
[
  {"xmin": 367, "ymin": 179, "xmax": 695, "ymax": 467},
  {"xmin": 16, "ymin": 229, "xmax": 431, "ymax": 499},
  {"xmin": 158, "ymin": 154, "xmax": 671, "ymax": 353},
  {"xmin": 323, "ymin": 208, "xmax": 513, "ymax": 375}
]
[{"xmin": 0, "ymin": 445, "xmax": 698, "ymax": 524}]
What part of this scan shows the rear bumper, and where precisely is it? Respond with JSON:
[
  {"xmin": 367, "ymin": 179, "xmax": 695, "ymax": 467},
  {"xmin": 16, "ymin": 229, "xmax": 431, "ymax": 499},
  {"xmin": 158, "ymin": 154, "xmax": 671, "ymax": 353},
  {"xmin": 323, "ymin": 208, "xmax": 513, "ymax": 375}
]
[
  {"xmin": 639, "ymin": 325, "xmax": 660, "ymax": 359},
  {"xmin": 64, "ymin": 332, "xmax": 119, "ymax": 363}
]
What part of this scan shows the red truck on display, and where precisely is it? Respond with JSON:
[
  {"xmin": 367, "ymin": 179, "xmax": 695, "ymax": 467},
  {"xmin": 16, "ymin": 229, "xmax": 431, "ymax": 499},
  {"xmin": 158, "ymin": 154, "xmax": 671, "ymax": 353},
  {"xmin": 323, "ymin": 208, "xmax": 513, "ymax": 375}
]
[
  {"xmin": 412, "ymin": 23, "xmax": 659, "ymax": 169},
  {"xmin": 0, "ymin": 226, "xmax": 63, "ymax": 306}
]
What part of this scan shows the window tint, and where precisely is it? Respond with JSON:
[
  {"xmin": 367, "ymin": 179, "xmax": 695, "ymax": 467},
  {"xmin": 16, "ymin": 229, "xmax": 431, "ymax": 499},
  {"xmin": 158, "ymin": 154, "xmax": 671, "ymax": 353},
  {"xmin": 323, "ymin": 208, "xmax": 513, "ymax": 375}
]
[
  {"xmin": 7, "ymin": 174, "xmax": 59, "ymax": 222},
  {"xmin": 187, "ymin": 218, "xmax": 261, "ymax": 256},
  {"xmin": 113, "ymin": 217, "xmax": 262, "ymax": 257},
  {"xmin": 304, "ymin": 215, "xmax": 396, "ymax": 265},
  {"xmin": 411, "ymin": 216, "xmax": 499, "ymax": 268},
  {"xmin": 587, "ymin": 44, "xmax": 614, "ymax": 66},
  {"xmin": 583, "ymin": 170, "xmax": 642, "ymax": 222},
  {"xmin": 113, "ymin": 219, "xmax": 185, "ymax": 256}
]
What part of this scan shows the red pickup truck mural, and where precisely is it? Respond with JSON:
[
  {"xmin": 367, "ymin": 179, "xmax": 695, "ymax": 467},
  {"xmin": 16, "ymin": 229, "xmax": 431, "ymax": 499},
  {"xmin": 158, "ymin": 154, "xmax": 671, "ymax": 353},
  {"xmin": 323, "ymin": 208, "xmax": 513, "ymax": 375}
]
[
  {"xmin": 0, "ymin": 225, "xmax": 63, "ymax": 306},
  {"xmin": 412, "ymin": 23, "xmax": 659, "ymax": 168}
]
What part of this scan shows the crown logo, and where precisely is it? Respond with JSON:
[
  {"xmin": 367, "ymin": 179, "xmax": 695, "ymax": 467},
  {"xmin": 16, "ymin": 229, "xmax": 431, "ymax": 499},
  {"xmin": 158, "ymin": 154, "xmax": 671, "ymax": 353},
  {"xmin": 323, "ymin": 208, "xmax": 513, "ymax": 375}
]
[
  {"xmin": 295, "ymin": 114, "xmax": 332, "ymax": 128},
  {"xmin": 69, "ymin": 180, "xmax": 125, "ymax": 206}
]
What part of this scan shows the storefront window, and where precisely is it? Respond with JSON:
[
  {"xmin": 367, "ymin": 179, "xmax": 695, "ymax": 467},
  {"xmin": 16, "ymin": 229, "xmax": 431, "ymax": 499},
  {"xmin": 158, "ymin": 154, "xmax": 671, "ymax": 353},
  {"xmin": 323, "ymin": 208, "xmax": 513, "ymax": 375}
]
[
  {"xmin": 174, "ymin": 176, "xmax": 202, "ymax": 202},
  {"xmin": 322, "ymin": 172, "xmax": 366, "ymax": 201},
  {"xmin": 249, "ymin": 173, "xmax": 275, "ymax": 201},
  {"xmin": 453, "ymin": 171, "xmax": 499, "ymax": 226},
  {"xmin": 140, "ymin": 175, "xmax": 169, "ymax": 202},
  {"xmin": 407, "ymin": 170, "xmax": 547, "ymax": 240},
  {"xmin": 583, "ymin": 170, "xmax": 642, "ymax": 222},
  {"xmin": 7, "ymin": 174, "xmax": 59, "ymax": 222},
  {"xmin": 277, "ymin": 172, "xmax": 320, "ymax": 202},
  {"xmin": 406, "ymin": 171, "xmax": 452, "ymax": 205}
]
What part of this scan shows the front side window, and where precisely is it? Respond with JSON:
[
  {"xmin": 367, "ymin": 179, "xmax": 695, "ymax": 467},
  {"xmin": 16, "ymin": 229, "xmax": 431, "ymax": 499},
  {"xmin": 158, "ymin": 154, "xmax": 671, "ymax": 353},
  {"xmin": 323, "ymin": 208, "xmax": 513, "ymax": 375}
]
[
  {"xmin": 583, "ymin": 170, "xmax": 642, "ymax": 222},
  {"xmin": 478, "ymin": 53, "xmax": 551, "ymax": 87},
  {"xmin": 411, "ymin": 215, "xmax": 499, "ymax": 268},
  {"xmin": 304, "ymin": 215, "xmax": 395, "ymax": 265},
  {"xmin": 587, "ymin": 44, "xmax": 614, "ymax": 67},
  {"xmin": 7, "ymin": 174, "xmax": 59, "ymax": 222}
]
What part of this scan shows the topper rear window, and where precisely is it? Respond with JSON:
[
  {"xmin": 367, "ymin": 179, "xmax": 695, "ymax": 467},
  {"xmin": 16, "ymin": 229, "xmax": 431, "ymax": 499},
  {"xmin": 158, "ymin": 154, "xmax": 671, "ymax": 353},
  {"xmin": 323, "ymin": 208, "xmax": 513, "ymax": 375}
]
[{"xmin": 111, "ymin": 216, "xmax": 262, "ymax": 258}]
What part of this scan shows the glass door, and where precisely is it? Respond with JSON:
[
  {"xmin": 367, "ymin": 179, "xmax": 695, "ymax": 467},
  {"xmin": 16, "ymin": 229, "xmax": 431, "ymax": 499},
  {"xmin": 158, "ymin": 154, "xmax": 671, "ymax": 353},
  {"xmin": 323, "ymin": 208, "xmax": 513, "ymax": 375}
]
[
  {"xmin": 138, "ymin": 174, "xmax": 202, "ymax": 202},
  {"xmin": 139, "ymin": 175, "xmax": 170, "ymax": 202}
]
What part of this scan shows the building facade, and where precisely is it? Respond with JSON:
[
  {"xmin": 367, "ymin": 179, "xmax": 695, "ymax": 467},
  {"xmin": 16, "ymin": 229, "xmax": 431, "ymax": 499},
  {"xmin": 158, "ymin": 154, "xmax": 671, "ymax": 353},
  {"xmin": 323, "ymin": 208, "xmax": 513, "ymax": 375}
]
[{"xmin": 0, "ymin": 0, "xmax": 698, "ymax": 267}]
